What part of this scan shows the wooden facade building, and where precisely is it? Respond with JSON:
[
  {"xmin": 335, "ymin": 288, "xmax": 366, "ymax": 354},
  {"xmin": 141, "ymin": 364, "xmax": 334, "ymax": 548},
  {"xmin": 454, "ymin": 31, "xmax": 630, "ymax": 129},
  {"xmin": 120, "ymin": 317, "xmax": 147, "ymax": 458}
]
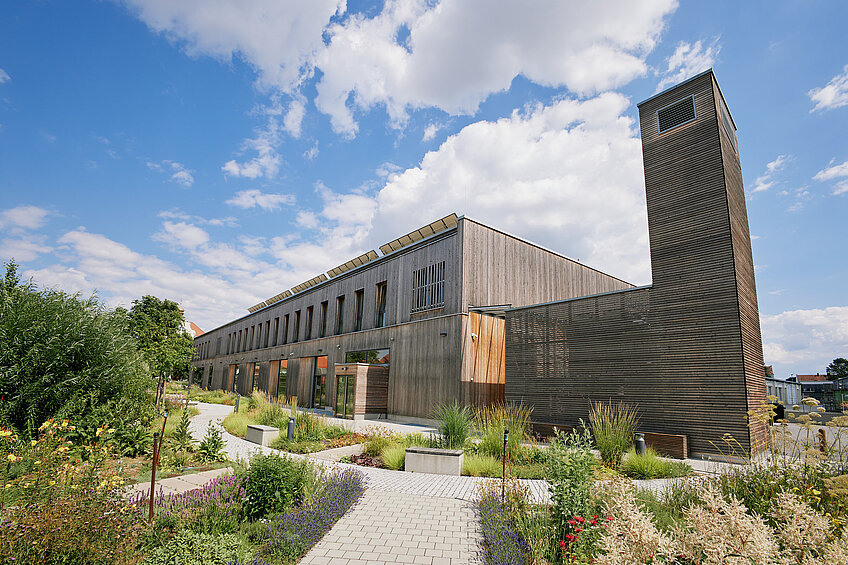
[
  {"xmin": 192, "ymin": 214, "xmax": 631, "ymax": 422},
  {"xmin": 504, "ymin": 70, "xmax": 767, "ymax": 455}
]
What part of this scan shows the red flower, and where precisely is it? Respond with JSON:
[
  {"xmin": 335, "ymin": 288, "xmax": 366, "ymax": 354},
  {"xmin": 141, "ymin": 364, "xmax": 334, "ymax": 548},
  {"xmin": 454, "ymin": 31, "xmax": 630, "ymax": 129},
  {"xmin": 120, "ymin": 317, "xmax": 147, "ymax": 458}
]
[
  {"xmin": 574, "ymin": 527, "xmax": 582, "ymax": 533},
  {"xmin": 559, "ymin": 540, "xmax": 566, "ymax": 549},
  {"xmin": 575, "ymin": 517, "xmax": 586, "ymax": 524},
  {"xmin": 567, "ymin": 520, "xmax": 577, "ymax": 526}
]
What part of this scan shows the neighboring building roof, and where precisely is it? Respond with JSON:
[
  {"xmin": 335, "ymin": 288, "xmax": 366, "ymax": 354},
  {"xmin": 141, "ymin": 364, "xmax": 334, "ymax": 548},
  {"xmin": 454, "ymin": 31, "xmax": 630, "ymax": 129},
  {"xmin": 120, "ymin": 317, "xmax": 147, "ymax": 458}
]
[
  {"xmin": 184, "ymin": 321, "xmax": 204, "ymax": 337},
  {"xmin": 797, "ymin": 374, "xmax": 828, "ymax": 382}
]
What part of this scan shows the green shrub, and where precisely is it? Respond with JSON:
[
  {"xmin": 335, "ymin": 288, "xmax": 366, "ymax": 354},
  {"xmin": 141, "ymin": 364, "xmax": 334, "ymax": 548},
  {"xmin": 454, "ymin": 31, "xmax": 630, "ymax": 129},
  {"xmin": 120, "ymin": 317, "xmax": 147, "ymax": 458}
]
[
  {"xmin": 364, "ymin": 434, "xmax": 395, "ymax": 457},
  {"xmin": 463, "ymin": 453, "xmax": 502, "ymax": 477},
  {"xmin": 168, "ymin": 408, "xmax": 197, "ymax": 452},
  {"xmin": 294, "ymin": 412, "xmax": 327, "ymax": 441},
  {"xmin": 141, "ymin": 531, "xmax": 252, "ymax": 565},
  {"xmin": 620, "ymin": 448, "xmax": 692, "ymax": 480},
  {"xmin": 257, "ymin": 401, "xmax": 288, "ymax": 427},
  {"xmin": 475, "ymin": 403, "xmax": 533, "ymax": 459},
  {"xmin": 0, "ymin": 261, "xmax": 151, "ymax": 439},
  {"xmin": 198, "ymin": 421, "xmax": 227, "ymax": 462},
  {"xmin": 242, "ymin": 453, "xmax": 314, "ymax": 520},
  {"xmin": 382, "ymin": 444, "xmax": 406, "ymax": 470},
  {"xmin": 435, "ymin": 402, "xmax": 473, "ymax": 449},
  {"xmin": 546, "ymin": 425, "xmax": 596, "ymax": 543},
  {"xmin": 588, "ymin": 401, "xmax": 639, "ymax": 469}
]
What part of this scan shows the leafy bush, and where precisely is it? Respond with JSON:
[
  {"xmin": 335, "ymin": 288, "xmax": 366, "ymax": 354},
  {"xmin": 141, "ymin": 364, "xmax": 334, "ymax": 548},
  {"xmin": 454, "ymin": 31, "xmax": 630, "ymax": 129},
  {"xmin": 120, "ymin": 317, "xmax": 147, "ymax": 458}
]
[
  {"xmin": 463, "ymin": 453, "xmax": 502, "ymax": 477},
  {"xmin": 242, "ymin": 454, "xmax": 315, "ymax": 520},
  {"xmin": 620, "ymin": 448, "xmax": 692, "ymax": 480},
  {"xmin": 190, "ymin": 389, "xmax": 236, "ymax": 405},
  {"xmin": 0, "ymin": 420, "xmax": 145, "ymax": 564},
  {"xmin": 0, "ymin": 261, "xmax": 151, "ymax": 439},
  {"xmin": 363, "ymin": 433, "xmax": 396, "ymax": 457},
  {"xmin": 267, "ymin": 469, "xmax": 365, "ymax": 562},
  {"xmin": 381, "ymin": 444, "xmax": 406, "ymax": 470},
  {"xmin": 475, "ymin": 403, "xmax": 533, "ymax": 459},
  {"xmin": 435, "ymin": 401, "xmax": 473, "ymax": 448},
  {"xmin": 140, "ymin": 530, "xmax": 252, "ymax": 565},
  {"xmin": 546, "ymin": 425, "xmax": 596, "ymax": 544},
  {"xmin": 168, "ymin": 407, "xmax": 197, "ymax": 452},
  {"xmin": 198, "ymin": 421, "xmax": 227, "ymax": 462},
  {"xmin": 588, "ymin": 401, "xmax": 639, "ymax": 469}
]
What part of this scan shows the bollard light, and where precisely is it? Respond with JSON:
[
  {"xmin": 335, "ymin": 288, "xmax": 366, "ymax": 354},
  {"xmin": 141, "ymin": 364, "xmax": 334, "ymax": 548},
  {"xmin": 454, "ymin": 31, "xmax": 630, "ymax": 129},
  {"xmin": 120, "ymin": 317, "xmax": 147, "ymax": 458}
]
[
  {"xmin": 635, "ymin": 433, "xmax": 646, "ymax": 456},
  {"xmin": 502, "ymin": 429, "xmax": 509, "ymax": 503},
  {"xmin": 288, "ymin": 416, "xmax": 296, "ymax": 441}
]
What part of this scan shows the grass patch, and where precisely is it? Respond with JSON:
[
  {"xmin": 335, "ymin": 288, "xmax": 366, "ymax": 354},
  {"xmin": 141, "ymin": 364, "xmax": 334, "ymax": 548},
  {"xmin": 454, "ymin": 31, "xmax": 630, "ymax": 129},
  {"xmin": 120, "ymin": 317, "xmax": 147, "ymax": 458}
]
[
  {"xmin": 463, "ymin": 453, "xmax": 502, "ymax": 477},
  {"xmin": 620, "ymin": 448, "xmax": 692, "ymax": 480},
  {"xmin": 382, "ymin": 445, "xmax": 406, "ymax": 470}
]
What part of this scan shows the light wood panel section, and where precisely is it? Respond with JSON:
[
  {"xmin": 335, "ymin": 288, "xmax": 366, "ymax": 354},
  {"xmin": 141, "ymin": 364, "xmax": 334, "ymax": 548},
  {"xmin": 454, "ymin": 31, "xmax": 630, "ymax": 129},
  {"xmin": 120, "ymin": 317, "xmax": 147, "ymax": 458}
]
[{"xmin": 460, "ymin": 313, "xmax": 506, "ymax": 407}]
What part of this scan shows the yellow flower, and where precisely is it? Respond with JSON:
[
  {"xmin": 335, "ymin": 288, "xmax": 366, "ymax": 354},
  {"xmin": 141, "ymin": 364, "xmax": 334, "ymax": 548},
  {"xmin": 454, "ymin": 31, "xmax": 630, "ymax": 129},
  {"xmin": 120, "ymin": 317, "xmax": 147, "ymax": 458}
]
[
  {"xmin": 60, "ymin": 420, "xmax": 68, "ymax": 428},
  {"xmin": 30, "ymin": 440, "xmax": 37, "ymax": 446},
  {"xmin": 107, "ymin": 428, "xmax": 115, "ymax": 434},
  {"xmin": 0, "ymin": 430, "xmax": 12, "ymax": 438},
  {"xmin": 7, "ymin": 454, "xmax": 17, "ymax": 463},
  {"xmin": 34, "ymin": 460, "xmax": 41, "ymax": 466},
  {"xmin": 4, "ymin": 484, "xmax": 11, "ymax": 489}
]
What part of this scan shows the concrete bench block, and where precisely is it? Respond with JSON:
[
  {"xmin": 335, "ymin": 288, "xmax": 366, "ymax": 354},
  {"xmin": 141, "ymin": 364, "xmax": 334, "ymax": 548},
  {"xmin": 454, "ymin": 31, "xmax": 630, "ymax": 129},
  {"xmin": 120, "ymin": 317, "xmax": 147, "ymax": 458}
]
[
  {"xmin": 246, "ymin": 424, "xmax": 279, "ymax": 446},
  {"xmin": 405, "ymin": 447, "xmax": 464, "ymax": 476}
]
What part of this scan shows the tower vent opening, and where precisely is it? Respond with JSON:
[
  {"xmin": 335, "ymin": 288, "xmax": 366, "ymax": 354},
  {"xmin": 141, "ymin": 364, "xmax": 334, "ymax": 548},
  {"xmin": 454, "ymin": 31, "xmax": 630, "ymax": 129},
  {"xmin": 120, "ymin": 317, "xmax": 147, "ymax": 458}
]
[{"xmin": 657, "ymin": 95, "xmax": 696, "ymax": 133}]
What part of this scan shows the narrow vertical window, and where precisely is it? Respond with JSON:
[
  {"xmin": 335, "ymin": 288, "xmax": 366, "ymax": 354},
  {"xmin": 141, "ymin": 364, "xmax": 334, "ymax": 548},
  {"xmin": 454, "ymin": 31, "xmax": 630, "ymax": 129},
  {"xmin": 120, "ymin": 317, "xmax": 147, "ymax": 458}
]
[
  {"xmin": 411, "ymin": 261, "xmax": 446, "ymax": 312},
  {"xmin": 320, "ymin": 301, "xmax": 328, "ymax": 337},
  {"xmin": 335, "ymin": 295, "xmax": 345, "ymax": 334},
  {"xmin": 375, "ymin": 282, "xmax": 387, "ymax": 328},
  {"xmin": 305, "ymin": 306, "xmax": 314, "ymax": 340},
  {"xmin": 293, "ymin": 310, "xmax": 301, "ymax": 342},
  {"xmin": 354, "ymin": 289, "xmax": 364, "ymax": 331},
  {"xmin": 264, "ymin": 320, "xmax": 270, "ymax": 348},
  {"xmin": 283, "ymin": 314, "xmax": 290, "ymax": 344},
  {"xmin": 226, "ymin": 334, "xmax": 231, "ymax": 355},
  {"xmin": 273, "ymin": 317, "xmax": 280, "ymax": 346},
  {"xmin": 256, "ymin": 324, "xmax": 262, "ymax": 349},
  {"xmin": 237, "ymin": 330, "xmax": 242, "ymax": 353},
  {"xmin": 215, "ymin": 337, "xmax": 221, "ymax": 356},
  {"xmin": 249, "ymin": 326, "xmax": 255, "ymax": 350}
]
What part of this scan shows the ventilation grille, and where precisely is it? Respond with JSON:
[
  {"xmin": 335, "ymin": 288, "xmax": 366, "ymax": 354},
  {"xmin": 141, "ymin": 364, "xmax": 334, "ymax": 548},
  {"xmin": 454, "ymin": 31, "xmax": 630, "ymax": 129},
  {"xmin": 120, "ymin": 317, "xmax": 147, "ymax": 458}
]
[
  {"xmin": 657, "ymin": 95, "xmax": 696, "ymax": 133},
  {"xmin": 718, "ymin": 95, "xmax": 738, "ymax": 154}
]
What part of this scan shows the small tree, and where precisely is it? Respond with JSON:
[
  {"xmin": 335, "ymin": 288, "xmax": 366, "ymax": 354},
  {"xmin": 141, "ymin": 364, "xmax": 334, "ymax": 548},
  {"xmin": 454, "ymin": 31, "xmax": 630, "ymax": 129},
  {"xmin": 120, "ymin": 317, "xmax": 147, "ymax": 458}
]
[
  {"xmin": 827, "ymin": 358, "xmax": 848, "ymax": 381},
  {"xmin": 127, "ymin": 295, "xmax": 195, "ymax": 408}
]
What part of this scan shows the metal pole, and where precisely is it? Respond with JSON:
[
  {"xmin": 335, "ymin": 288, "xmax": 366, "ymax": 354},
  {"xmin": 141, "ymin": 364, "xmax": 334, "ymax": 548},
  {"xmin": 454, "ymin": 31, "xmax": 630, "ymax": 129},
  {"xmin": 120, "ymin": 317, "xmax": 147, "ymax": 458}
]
[
  {"xmin": 148, "ymin": 431, "xmax": 159, "ymax": 523},
  {"xmin": 501, "ymin": 429, "xmax": 508, "ymax": 502}
]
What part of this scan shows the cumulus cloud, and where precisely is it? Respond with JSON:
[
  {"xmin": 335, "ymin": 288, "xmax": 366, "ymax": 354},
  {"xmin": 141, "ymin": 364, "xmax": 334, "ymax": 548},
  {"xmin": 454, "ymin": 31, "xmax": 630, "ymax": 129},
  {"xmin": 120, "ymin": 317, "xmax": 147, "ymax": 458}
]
[
  {"xmin": 752, "ymin": 154, "xmax": 790, "ymax": 193},
  {"xmin": 809, "ymin": 64, "xmax": 848, "ymax": 113},
  {"xmin": 656, "ymin": 38, "xmax": 720, "ymax": 92},
  {"xmin": 158, "ymin": 209, "xmax": 238, "ymax": 227},
  {"xmin": 221, "ymin": 101, "xmax": 285, "ymax": 178},
  {"xmin": 123, "ymin": 0, "xmax": 677, "ymax": 137},
  {"xmin": 422, "ymin": 122, "xmax": 441, "ymax": 142},
  {"xmin": 761, "ymin": 306, "xmax": 848, "ymax": 376},
  {"xmin": 225, "ymin": 189, "xmax": 295, "ymax": 211},
  {"xmin": 814, "ymin": 159, "xmax": 848, "ymax": 195},
  {"xmin": 148, "ymin": 160, "xmax": 195, "ymax": 187},
  {"xmin": 1, "ymin": 236, "xmax": 52, "ymax": 262},
  {"xmin": 153, "ymin": 221, "xmax": 210, "ymax": 250},
  {"xmin": 0, "ymin": 205, "xmax": 50, "ymax": 233},
  {"xmin": 283, "ymin": 99, "xmax": 306, "ymax": 138}
]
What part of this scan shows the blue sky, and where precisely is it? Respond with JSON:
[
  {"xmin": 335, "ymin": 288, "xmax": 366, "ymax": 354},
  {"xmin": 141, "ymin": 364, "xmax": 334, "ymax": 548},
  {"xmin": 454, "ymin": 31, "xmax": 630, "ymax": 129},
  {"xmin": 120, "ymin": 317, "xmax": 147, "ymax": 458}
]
[{"xmin": 1, "ymin": 0, "xmax": 846, "ymax": 377}]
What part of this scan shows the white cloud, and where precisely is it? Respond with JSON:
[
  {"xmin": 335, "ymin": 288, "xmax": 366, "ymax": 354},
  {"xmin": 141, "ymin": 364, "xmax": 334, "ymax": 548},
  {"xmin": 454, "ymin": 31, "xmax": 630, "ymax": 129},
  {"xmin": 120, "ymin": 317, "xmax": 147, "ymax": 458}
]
[
  {"xmin": 221, "ymin": 101, "xmax": 285, "ymax": 178},
  {"xmin": 1, "ymin": 236, "xmax": 52, "ymax": 262},
  {"xmin": 809, "ymin": 64, "xmax": 848, "ymax": 113},
  {"xmin": 422, "ymin": 122, "xmax": 441, "ymax": 142},
  {"xmin": 120, "ymin": 0, "xmax": 345, "ymax": 92},
  {"xmin": 761, "ymin": 306, "xmax": 848, "ymax": 376},
  {"xmin": 158, "ymin": 209, "xmax": 238, "ymax": 227},
  {"xmin": 0, "ymin": 205, "xmax": 50, "ymax": 232},
  {"xmin": 316, "ymin": 0, "xmax": 676, "ymax": 135},
  {"xmin": 123, "ymin": 0, "xmax": 677, "ymax": 137},
  {"xmin": 153, "ymin": 221, "xmax": 210, "ymax": 250},
  {"xmin": 225, "ymin": 189, "xmax": 296, "ymax": 211},
  {"xmin": 284, "ymin": 99, "xmax": 306, "ymax": 138},
  {"xmin": 752, "ymin": 154, "xmax": 790, "ymax": 193},
  {"xmin": 814, "ymin": 159, "xmax": 848, "ymax": 195},
  {"xmin": 656, "ymin": 38, "xmax": 720, "ymax": 92},
  {"xmin": 0, "ymin": 68, "xmax": 9, "ymax": 84},
  {"xmin": 148, "ymin": 160, "xmax": 195, "ymax": 187},
  {"xmin": 303, "ymin": 141, "xmax": 319, "ymax": 160}
]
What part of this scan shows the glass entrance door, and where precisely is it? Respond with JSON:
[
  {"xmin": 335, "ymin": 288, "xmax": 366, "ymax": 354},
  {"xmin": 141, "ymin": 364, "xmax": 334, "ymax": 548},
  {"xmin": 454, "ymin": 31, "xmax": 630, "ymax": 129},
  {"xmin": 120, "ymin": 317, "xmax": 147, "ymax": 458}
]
[{"xmin": 334, "ymin": 374, "xmax": 357, "ymax": 419}]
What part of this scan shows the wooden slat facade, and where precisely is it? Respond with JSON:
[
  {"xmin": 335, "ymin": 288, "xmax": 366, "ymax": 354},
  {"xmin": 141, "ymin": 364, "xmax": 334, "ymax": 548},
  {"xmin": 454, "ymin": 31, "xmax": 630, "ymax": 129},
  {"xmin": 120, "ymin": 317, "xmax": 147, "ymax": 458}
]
[
  {"xmin": 193, "ymin": 215, "xmax": 630, "ymax": 420},
  {"xmin": 505, "ymin": 71, "xmax": 767, "ymax": 455}
]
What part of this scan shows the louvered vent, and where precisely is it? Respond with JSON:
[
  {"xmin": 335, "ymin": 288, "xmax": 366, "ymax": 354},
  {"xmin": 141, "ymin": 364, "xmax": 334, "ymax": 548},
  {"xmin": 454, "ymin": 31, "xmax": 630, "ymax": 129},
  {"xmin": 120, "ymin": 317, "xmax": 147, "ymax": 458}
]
[{"xmin": 657, "ymin": 95, "xmax": 696, "ymax": 133}]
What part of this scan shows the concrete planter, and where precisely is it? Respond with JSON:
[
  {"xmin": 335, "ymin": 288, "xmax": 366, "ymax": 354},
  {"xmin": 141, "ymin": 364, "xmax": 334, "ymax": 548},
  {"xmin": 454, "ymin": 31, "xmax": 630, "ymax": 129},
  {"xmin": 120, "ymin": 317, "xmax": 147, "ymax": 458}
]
[
  {"xmin": 245, "ymin": 424, "xmax": 279, "ymax": 446},
  {"xmin": 404, "ymin": 447, "xmax": 464, "ymax": 476}
]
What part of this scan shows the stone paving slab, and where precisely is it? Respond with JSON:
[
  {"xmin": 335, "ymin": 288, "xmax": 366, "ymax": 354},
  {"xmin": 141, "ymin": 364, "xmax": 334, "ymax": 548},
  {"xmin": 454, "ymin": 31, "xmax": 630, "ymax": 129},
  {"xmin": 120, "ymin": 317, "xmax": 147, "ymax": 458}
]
[
  {"xmin": 300, "ymin": 489, "xmax": 481, "ymax": 565},
  {"xmin": 128, "ymin": 467, "xmax": 233, "ymax": 497}
]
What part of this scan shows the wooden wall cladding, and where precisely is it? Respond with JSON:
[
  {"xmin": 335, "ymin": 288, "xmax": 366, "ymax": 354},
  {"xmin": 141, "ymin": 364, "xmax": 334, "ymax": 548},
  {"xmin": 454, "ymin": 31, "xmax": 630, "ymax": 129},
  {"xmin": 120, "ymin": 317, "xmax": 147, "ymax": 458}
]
[
  {"xmin": 361, "ymin": 365, "xmax": 389, "ymax": 415},
  {"xmin": 507, "ymin": 71, "xmax": 767, "ymax": 456},
  {"xmin": 460, "ymin": 312, "xmax": 506, "ymax": 407}
]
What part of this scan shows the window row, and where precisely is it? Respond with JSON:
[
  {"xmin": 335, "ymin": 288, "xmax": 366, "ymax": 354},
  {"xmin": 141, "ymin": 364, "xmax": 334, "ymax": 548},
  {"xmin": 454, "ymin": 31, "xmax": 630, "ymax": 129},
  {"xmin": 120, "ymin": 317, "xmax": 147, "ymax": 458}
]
[{"xmin": 221, "ymin": 281, "xmax": 389, "ymax": 355}]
